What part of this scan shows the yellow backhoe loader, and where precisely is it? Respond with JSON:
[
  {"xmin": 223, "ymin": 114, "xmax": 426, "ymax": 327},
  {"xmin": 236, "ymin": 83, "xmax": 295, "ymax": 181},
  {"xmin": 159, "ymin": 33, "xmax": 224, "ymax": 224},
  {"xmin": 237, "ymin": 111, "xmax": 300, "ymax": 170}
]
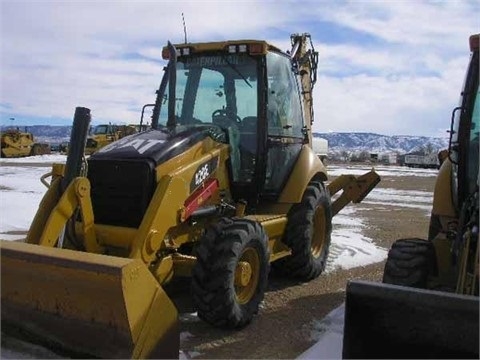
[
  {"xmin": 84, "ymin": 123, "xmax": 148, "ymax": 155},
  {"xmin": 0, "ymin": 127, "xmax": 50, "ymax": 157},
  {"xmin": 1, "ymin": 34, "xmax": 380, "ymax": 358},
  {"xmin": 343, "ymin": 34, "xmax": 479, "ymax": 359}
]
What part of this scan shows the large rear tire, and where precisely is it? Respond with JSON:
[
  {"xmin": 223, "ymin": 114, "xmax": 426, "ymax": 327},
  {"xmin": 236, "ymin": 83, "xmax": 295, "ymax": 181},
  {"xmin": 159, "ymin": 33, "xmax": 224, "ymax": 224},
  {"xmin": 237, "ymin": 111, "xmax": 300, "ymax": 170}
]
[
  {"xmin": 273, "ymin": 181, "xmax": 332, "ymax": 281},
  {"xmin": 383, "ymin": 238, "xmax": 436, "ymax": 288},
  {"xmin": 192, "ymin": 218, "xmax": 270, "ymax": 329}
]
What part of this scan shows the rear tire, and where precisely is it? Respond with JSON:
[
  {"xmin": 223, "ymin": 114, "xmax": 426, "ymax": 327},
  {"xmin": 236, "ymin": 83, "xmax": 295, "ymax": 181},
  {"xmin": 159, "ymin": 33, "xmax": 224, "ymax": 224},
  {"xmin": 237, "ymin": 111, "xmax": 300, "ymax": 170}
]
[
  {"xmin": 272, "ymin": 181, "xmax": 332, "ymax": 281},
  {"xmin": 192, "ymin": 218, "xmax": 269, "ymax": 329},
  {"xmin": 383, "ymin": 238, "xmax": 436, "ymax": 288}
]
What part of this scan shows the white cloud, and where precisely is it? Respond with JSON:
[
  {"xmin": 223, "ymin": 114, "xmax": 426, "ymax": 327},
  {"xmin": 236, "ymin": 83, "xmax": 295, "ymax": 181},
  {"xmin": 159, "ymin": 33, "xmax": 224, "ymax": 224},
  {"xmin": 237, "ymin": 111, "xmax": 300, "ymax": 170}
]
[
  {"xmin": 0, "ymin": 1, "xmax": 478, "ymax": 136},
  {"xmin": 313, "ymin": 1, "xmax": 478, "ymax": 49}
]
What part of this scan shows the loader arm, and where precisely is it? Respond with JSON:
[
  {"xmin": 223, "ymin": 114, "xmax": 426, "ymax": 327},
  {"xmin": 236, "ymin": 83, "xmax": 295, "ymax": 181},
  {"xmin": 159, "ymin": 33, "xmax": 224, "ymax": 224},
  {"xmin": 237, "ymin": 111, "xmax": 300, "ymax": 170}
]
[
  {"xmin": 26, "ymin": 176, "xmax": 102, "ymax": 253},
  {"xmin": 327, "ymin": 169, "xmax": 380, "ymax": 216}
]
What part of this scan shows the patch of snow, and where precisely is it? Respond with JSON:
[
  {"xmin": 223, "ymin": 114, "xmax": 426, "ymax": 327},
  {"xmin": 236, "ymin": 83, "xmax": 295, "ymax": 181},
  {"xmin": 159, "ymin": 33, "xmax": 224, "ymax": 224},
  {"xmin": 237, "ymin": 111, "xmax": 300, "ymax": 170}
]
[
  {"xmin": 179, "ymin": 312, "xmax": 200, "ymax": 323},
  {"xmin": 361, "ymin": 199, "xmax": 433, "ymax": 212},
  {"xmin": 0, "ymin": 166, "xmax": 49, "ymax": 237},
  {"xmin": 180, "ymin": 350, "xmax": 202, "ymax": 359},
  {"xmin": 179, "ymin": 331, "xmax": 202, "ymax": 359},
  {"xmin": 0, "ymin": 154, "xmax": 67, "ymax": 164},
  {"xmin": 327, "ymin": 165, "xmax": 438, "ymax": 178},
  {"xmin": 367, "ymin": 188, "xmax": 433, "ymax": 204},
  {"xmin": 298, "ymin": 304, "xmax": 344, "ymax": 359},
  {"xmin": 328, "ymin": 213, "xmax": 388, "ymax": 272}
]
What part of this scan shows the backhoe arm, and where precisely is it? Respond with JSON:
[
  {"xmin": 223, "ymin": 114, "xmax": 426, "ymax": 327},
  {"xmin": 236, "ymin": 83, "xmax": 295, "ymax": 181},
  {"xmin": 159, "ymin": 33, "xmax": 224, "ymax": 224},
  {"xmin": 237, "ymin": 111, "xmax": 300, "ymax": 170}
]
[{"xmin": 327, "ymin": 169, "xmax": 380, "ymax": 216}]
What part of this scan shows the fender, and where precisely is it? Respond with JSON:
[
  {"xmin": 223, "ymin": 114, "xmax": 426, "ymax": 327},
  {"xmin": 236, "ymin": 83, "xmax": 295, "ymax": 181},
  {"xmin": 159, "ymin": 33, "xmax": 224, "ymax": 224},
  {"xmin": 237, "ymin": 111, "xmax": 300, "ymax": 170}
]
[
  {"xmin": 431, "ymin": 158, "xmax": 456, "ymax": 218},
  {"xmin": 278, "ymin": 145, "xmax": 327, "ymax": 203}
]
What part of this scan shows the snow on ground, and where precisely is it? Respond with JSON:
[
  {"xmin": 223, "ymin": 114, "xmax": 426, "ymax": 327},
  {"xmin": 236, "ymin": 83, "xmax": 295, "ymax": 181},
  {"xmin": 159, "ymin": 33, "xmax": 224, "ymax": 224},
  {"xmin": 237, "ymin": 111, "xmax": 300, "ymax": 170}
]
[
  {"xmin": 0, "ymin": 154, "xmax": 67, "ymax": 164},
  {"xmin": 298, "ymin": 304, "xmax": 345, "ymax": 360},
  {"xmin": 327, "ymin": 164, "xmax": 438, "ymax": 178},
  {"xmin": 0, "ymin": 155, "xmax": 435, "ymax": 359},
  {"xmin": 327, "ymin": 207, "xmax": 387, "ymax": 273}
]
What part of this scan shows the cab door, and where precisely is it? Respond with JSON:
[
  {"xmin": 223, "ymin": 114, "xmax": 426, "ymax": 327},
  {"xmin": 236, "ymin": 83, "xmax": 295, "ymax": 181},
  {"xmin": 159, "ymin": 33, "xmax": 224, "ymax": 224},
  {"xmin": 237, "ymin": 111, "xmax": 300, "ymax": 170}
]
[{"xmin": 263, "ymin": 51, "xmax": 305, "ymax": 198}]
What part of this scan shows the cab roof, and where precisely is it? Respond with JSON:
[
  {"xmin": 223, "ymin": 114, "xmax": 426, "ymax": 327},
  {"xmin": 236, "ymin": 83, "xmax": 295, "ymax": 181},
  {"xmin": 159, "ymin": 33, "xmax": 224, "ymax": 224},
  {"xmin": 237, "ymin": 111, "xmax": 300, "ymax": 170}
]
[{"xmin": 162, "ymin": 39, "xmax": 285, "ymax": 60}]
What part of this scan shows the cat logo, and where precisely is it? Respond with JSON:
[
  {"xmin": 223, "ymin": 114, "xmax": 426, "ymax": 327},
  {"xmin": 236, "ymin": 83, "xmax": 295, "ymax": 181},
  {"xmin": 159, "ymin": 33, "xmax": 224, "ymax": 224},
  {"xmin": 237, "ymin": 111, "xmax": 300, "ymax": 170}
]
[{"xmin": 99, "ymin": 138, "xmax": 164, "ymax": 154}]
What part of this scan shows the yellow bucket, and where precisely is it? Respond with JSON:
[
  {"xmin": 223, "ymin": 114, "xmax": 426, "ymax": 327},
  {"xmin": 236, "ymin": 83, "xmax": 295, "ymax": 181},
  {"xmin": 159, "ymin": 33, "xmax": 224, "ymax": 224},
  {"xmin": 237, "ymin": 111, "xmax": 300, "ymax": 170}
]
[{"xmin": 1, "ymin": 240, "xmax": 179, "ymax": 359}]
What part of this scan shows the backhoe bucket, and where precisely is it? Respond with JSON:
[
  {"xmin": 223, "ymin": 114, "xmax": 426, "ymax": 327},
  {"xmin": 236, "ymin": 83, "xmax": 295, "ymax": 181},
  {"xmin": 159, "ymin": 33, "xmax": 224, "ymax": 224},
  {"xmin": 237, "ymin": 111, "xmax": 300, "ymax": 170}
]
[
  {"xmin": 0, "ymin": 240, "xmax": 179, "ymax": 359},
  {"xmin": 328, "ymin": 169, "xmax": 381, "ymax": 216},
  {"xmin": 343, "ymin": 280, "xmax": 479, "ymax": 359}
]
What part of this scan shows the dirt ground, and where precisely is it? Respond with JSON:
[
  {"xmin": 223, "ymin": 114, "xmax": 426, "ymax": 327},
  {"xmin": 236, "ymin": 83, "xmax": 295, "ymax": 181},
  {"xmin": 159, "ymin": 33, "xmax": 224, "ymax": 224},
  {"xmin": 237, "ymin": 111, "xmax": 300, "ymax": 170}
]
[
  {"xmin": 0, "ymin": 162, "xmax": 436, "ymax": 359},
  {"xmin": 170, "ymin": 171, "xmax": 436, "ymax": 359}
]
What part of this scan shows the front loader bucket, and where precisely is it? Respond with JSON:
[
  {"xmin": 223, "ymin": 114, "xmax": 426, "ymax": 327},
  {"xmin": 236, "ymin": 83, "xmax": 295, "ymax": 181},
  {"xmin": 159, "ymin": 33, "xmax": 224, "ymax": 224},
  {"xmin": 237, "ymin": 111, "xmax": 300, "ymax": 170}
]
[
  {"xmin": 343, "ymin": 280, "xmax": 479, "ymax": 359},
  {"xmin": 0, "ymin": 240, "xmax": 179, "ymax": 359}
]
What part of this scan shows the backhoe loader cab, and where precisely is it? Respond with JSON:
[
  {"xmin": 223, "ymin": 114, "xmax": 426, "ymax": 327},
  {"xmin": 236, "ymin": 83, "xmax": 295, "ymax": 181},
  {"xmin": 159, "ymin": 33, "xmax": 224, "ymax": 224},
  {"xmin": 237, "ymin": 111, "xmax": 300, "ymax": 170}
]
[
  {"xmin": 1, "ymin": 34, "xmax": 379, "ymax": 359},
  {"xmin": 153, "ymin": 38, "xmax": 316, "ymax": 204}
]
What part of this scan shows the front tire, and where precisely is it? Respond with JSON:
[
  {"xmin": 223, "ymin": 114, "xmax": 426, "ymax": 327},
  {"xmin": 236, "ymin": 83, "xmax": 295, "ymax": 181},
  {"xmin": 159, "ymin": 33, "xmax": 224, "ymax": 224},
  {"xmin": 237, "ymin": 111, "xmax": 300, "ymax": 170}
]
[
  {"xmin": 273, "ymin": 181, "xmax": 333, "ymax": 281},
  {"xmin": 383, "ymin": 238, "xmax": 436, "ymax": 288},
  {"xmin": 192, "ymin": 218, "xmax": 270, "ymax": 329}
]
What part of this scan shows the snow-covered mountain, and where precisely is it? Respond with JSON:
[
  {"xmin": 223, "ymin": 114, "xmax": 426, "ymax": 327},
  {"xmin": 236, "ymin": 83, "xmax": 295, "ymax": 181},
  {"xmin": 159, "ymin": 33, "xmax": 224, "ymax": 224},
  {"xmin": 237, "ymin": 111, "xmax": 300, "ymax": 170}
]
[{"xmin": 314, "ymin": 132, "xmax": 449, "ymax": 154}]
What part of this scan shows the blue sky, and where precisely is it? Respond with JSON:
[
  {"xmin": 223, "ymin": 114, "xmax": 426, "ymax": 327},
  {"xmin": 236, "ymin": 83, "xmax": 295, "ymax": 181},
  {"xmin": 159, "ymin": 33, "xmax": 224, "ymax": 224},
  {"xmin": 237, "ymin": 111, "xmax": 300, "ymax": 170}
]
[{"xmin": 0, "ymin": 0, "xmax": 478, "ymax": 137}]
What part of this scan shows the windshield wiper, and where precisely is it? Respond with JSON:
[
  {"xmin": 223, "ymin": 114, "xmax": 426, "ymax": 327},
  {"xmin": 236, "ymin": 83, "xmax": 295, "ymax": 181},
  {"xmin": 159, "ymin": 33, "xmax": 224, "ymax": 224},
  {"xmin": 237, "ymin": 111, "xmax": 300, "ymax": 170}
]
[{"xmin": 222, "ymin": 54, "xmax": 252, "ymax": 88}]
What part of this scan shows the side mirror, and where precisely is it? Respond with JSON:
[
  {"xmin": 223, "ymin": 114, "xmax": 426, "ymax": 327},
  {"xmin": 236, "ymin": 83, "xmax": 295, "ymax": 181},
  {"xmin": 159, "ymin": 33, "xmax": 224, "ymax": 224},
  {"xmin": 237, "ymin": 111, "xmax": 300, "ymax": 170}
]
[
  {"xmin": 140, "ymin": 104, "xmax": 155, "ymax": 128},
  {"xmin": 448, "ymin": 106, "xmax": 463, "ymax": 165}
]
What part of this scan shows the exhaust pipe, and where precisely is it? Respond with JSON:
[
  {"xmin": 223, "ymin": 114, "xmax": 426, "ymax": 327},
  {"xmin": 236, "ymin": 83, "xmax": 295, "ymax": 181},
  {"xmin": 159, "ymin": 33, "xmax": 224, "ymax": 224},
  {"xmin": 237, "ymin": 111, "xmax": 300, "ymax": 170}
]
[{"xmin": 62, "ymin": 107, "xmax": 91, "ymax": 191}]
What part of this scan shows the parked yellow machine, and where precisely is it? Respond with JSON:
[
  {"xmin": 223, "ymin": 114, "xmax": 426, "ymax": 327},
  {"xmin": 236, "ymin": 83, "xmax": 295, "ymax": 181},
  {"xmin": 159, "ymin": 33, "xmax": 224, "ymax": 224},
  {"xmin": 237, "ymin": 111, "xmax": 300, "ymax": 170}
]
[
  {"xmin": 0, "ymin": 127, "xmax": 50, "ymax": 157},
  {"xmin": 343, "ymin": 34, "xmax": 479, "ymax": 359},
  {"xmin": 1, "ymin": 34, "xmax": 379, "ymax": 358},
  {"xmin": 84, "ymin": 123, "xmax": 145, "ymax": 155}
]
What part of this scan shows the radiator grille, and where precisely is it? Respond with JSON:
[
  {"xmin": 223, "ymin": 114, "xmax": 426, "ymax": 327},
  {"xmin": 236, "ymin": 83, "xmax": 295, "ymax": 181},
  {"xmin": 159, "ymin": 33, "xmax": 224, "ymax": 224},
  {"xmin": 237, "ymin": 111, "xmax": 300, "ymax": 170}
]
[{"xmin": 87, "ymin": 159, "xmax": 156, "ymax": 228}]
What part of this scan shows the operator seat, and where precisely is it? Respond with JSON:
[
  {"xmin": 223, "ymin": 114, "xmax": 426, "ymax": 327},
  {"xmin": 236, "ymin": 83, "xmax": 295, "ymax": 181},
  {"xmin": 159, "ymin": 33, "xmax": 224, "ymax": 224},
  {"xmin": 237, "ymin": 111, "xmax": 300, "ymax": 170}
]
[
  {"xmin": 213, "ymin": 114, "xmax": 241, "ymax": 181},
  {"xmin": 239, "ymin": 117, "xmax": 257, "ymax": 154}
]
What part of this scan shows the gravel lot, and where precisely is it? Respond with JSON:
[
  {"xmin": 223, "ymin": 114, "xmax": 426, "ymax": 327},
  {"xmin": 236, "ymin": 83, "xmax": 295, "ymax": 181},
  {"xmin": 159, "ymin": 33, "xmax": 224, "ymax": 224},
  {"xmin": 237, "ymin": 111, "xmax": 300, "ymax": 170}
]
[
  {"xmin": 173, "ymin": 167, "xmax": 437, "ymax": 359},
  {"xmin": 0, "ymin": 160, "xmax": 437, "ymax": 359}
]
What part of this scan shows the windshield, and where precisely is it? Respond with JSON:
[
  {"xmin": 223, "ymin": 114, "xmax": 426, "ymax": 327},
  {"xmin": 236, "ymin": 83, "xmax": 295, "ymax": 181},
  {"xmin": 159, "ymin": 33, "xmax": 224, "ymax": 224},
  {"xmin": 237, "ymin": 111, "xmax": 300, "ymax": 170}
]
[
  {"xmin": 155, "ymin": 53, "xmax": 258, "ymax": 128},
  {"xmin": 93, "ymin": 125, "xmax": 109, "ymax": 135}
]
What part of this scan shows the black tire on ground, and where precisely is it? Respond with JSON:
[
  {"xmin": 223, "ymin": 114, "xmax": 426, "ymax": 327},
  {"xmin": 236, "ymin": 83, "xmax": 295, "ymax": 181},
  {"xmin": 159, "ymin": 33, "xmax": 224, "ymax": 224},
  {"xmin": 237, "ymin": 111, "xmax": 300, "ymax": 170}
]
[
  {"xmin": 382, "ymin": 238, "xmax": 436, "ymax": 288},
  {"xmin": 192, "ymin": 217, "xmax": 270, "ymax": 329},
  {"xmin": 272, "ymin": 181, "xmax": 333, "ymax": 281}
]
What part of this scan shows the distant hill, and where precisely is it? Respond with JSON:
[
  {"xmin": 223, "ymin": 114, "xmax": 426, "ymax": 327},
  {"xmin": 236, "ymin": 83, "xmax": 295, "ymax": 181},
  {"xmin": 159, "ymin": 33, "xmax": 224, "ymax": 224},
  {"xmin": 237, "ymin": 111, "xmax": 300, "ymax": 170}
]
[
  {"xmin": 1, "ymin": 125, "xmax": 449, "ymax": 154},
  {"xmin": 314, "ymin": 132, "xmax": 449, "ymax": 154}
]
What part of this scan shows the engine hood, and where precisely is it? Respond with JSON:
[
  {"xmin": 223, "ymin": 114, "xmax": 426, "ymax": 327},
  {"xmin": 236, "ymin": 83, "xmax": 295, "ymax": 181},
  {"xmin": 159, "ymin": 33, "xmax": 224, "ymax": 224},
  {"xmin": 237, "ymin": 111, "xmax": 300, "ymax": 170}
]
[{"xmin": 90, "ymin": 126, "xmax": 224, "ymax": 165}]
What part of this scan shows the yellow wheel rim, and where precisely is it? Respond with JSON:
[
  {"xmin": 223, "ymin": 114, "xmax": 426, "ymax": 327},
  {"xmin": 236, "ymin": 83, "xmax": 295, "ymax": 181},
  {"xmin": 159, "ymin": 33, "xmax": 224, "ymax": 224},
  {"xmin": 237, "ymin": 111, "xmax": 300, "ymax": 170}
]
[
  {"xmin": 234, "ymin": 247, "xmax": 260, "ymax": 304},
  {"xmin": 311, "ymin": 206, "xmax": 326, "ymax": 258}
]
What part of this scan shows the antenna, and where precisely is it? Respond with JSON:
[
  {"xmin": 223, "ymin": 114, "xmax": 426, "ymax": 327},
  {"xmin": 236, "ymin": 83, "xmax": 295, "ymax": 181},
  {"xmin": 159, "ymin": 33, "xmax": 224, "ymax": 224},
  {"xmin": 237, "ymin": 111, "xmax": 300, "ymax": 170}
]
[{"xmin": 182, "ymin": 13, "xmax": 188, "ymax": 44}]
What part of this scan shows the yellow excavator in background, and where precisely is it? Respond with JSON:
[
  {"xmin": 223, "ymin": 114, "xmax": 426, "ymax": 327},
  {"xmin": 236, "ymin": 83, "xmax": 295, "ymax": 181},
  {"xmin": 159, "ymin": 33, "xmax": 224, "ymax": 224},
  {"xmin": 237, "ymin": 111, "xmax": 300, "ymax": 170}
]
[
  {"xmin": 1, "ymin": 33, "xmax": 379, "ymax": 358},
  {"xmin": 343, "ymin": 34, "xmax": 479, "ymax": 359},
  {"xmin": 0, "ymin": 127, "xmax": 50, "ymax": 157}
]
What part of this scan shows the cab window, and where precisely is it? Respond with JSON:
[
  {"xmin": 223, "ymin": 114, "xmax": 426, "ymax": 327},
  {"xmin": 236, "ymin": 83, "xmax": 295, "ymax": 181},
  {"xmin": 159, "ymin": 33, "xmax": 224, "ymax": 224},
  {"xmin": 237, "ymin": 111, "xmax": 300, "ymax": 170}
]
[{"xmin": 266, "ymin": 52, "xmax": 304, "ymax": 138}]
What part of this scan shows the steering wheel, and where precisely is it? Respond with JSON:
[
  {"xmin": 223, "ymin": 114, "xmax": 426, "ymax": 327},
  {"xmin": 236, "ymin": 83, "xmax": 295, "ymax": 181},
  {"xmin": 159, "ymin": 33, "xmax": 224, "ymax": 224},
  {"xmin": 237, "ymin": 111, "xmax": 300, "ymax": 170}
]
[{"xmin": 211, "ymin": 109, "xmax": 242, "ymax": 124}]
